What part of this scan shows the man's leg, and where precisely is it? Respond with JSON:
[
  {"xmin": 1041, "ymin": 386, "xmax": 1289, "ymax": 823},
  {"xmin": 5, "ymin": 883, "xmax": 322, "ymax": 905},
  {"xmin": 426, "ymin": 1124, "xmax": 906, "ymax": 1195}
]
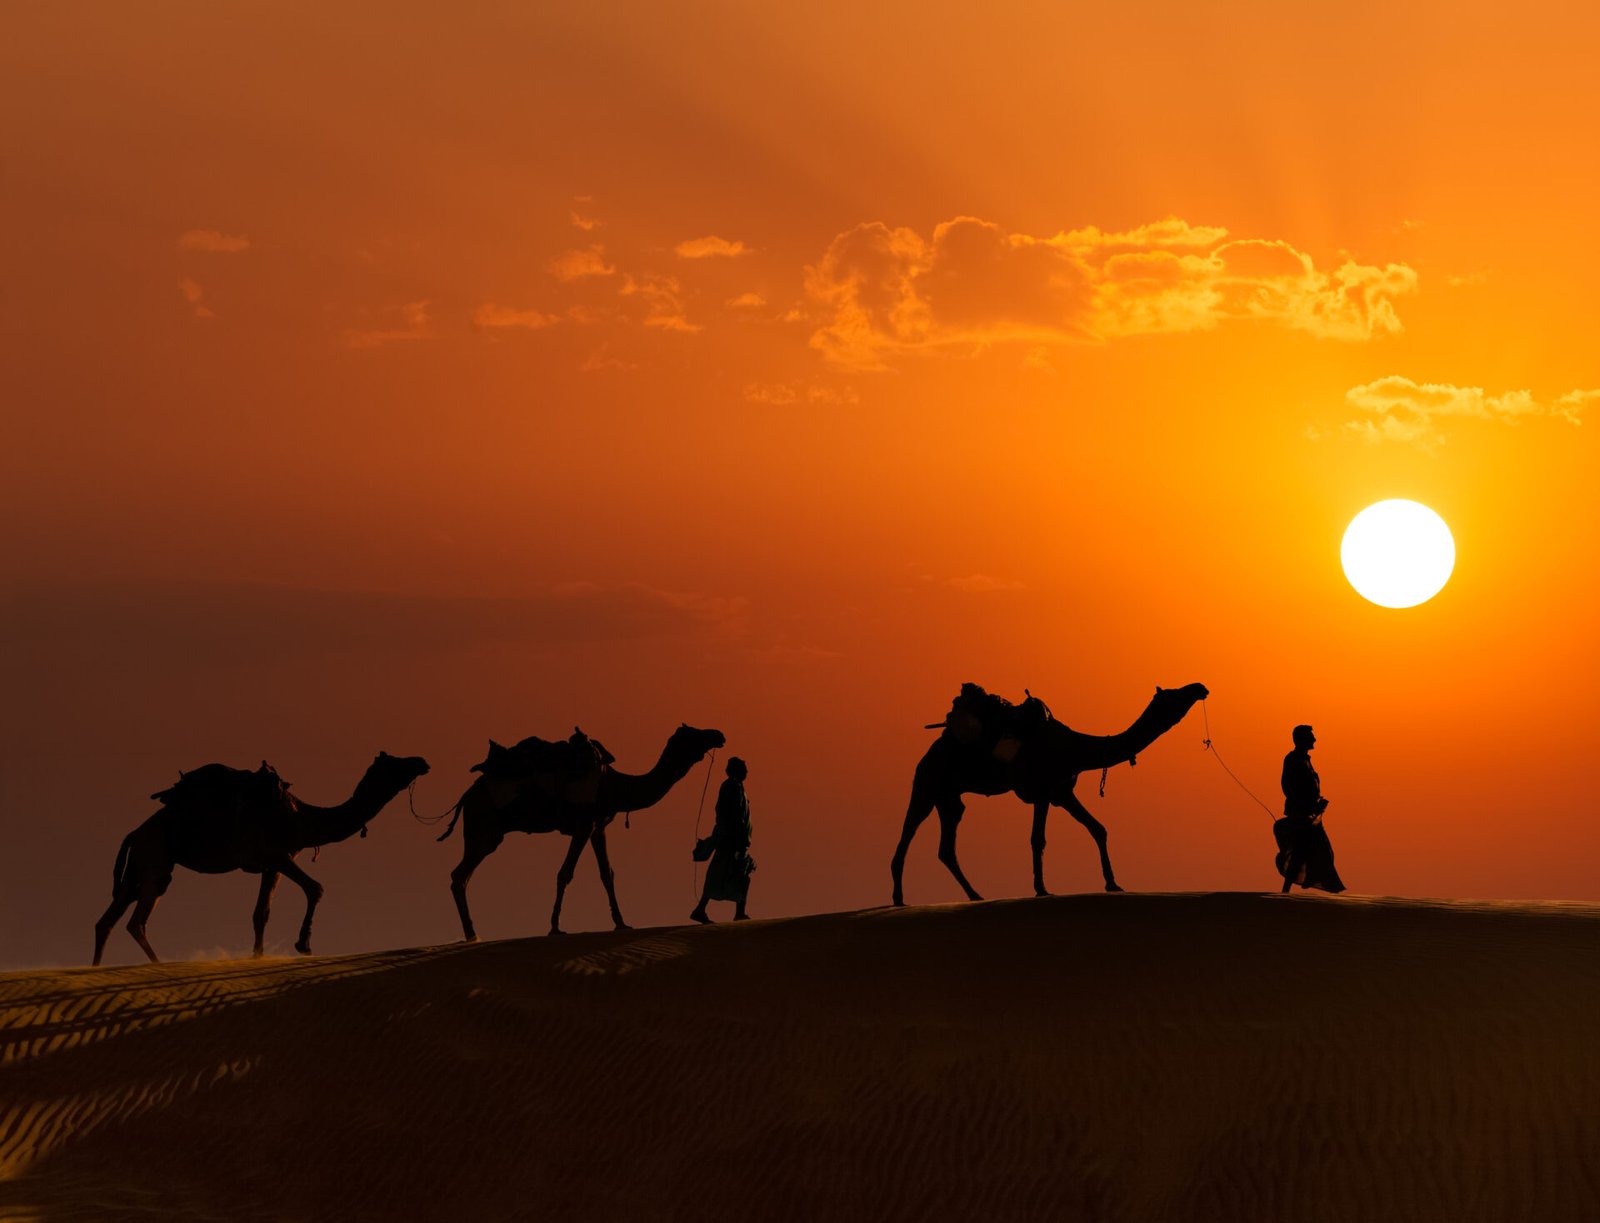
[{"xmin": 691, "ymin": 872, "xmax": 713, "ymax": 924}]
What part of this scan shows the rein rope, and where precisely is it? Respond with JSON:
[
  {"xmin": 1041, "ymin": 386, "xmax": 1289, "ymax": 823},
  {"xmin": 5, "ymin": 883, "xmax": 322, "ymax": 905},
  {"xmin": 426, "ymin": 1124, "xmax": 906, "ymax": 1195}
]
[
  {"xmin": 1200, "ymin": 700, "xmax": 1277, "ymax": 820},
  {"xmin": 408, "ymin": 779, "xmax": 454, "ymax": 826},
  {"xmin": 691, "ymin": 748, "xmax": 718, "ymax": 900}
]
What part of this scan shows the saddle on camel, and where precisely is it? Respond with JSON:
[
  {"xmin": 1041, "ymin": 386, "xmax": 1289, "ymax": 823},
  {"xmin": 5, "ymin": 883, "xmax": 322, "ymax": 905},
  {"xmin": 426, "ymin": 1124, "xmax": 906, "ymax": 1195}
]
[
  {"xmin": 928, "ymin": 682, "xmax": 1057, "ymax": 763},
  {"xmin": 151, "ymin": 760, "xmax": 294, "ymax": 830},
  {"xmin": 470, "ymin": 727, "xmax": 616, "ymax": 809}
]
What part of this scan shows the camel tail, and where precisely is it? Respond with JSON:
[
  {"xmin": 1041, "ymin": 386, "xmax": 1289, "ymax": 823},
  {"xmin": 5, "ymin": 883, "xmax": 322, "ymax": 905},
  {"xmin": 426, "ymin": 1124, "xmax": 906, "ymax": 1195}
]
[
  {"xmin": 436, "ymin": 794, "xmax": 468, "ymax": 842},
  {"xmin": 110, "ymin": 834, "xmax": 134, "ymax": 894}
]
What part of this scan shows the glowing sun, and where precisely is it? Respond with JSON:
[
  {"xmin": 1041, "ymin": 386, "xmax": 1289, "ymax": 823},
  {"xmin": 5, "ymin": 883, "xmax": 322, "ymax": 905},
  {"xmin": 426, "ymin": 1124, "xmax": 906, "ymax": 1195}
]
[{"xmin": 1341, "ymin": 500, "xmax": 1456, "ymax": 608}]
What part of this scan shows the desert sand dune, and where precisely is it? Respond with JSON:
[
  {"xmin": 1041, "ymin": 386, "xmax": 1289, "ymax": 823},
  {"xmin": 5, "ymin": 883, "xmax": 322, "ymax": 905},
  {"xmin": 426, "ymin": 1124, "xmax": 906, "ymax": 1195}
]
[{"xmin": 2, "ymin": 894, "xmax": 1599, "ymax": 1221}]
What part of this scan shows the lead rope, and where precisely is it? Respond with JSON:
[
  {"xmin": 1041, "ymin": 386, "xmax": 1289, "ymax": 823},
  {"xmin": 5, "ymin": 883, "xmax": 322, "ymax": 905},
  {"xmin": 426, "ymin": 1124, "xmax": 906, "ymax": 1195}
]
[
  {"xmin": 690, "ymin": 748, "xmax": 718, "ymax": 900},
  {"xmin": 1200, "ymin": 700, "xmax": 1277, "ymax": 819},
  {"xmin": 408, "ymin": 779, "xmax": 453, "ymax": 826}
]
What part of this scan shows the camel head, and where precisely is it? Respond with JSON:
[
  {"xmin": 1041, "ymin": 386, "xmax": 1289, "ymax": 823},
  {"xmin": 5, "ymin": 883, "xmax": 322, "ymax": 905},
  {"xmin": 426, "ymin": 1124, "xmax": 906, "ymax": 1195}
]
[
  {"xmin": 365, "ymin": 750, "xmax": 432, "ymax": 795},
  {"xmin": 1148, "ymin": 683, "xmax": 1210, "ymax": 731},
  {"xmin": 669, "ymin": 724, "xmax": 727, "ymax": 762}
]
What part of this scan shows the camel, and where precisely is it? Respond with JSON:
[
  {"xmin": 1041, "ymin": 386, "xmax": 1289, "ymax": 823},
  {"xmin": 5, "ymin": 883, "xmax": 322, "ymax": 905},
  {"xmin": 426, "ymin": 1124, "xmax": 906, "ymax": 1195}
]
[
  {"xmin": 890, "ymin": 683, "xmax": 1209, "ymax": 905},
  {"xmin": 92, "ymin": 751, "xmax": 430, "ymax": 965},
  {"xmin": 438, "ymin": 723, "xmax": 726, "ymax": 939}
]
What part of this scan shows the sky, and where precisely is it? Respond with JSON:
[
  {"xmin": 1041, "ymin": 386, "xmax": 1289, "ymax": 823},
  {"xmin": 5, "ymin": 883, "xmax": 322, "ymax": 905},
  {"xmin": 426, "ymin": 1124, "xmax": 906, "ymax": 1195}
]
[{"xmin": 4, "ymin": 1, "xmax": 1599, "ymax": 967}]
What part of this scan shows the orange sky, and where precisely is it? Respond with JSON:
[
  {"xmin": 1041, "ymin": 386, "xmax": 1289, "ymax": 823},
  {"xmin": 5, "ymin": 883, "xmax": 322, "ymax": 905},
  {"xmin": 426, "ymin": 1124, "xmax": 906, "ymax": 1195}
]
[{"xmin": 5, "ymin": 2, "xmax": 1599, "ymax": 966}]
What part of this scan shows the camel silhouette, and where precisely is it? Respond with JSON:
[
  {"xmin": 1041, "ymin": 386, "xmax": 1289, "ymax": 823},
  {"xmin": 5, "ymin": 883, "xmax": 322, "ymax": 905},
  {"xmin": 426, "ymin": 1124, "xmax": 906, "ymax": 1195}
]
[
  {"xmin": 92, "ymin": 751, "xmax": 430, "ymax": 965},
  {"xmin": 890, "ymin": 683, "xmax": 1209, "ymax": 905},
  {"xmin": 438, "ymin": 723, "xmax": 726, "ymax": 938}
]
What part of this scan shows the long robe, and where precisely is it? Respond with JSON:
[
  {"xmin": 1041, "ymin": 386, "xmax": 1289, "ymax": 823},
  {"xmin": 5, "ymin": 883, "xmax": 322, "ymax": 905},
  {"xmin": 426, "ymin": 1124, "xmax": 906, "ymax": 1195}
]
[
  {"xmin": 703, "ymin": 778, "xmax": 754, "ymax": 902},
  {"xmin": 1276, "ymin": 750, "xmax": 1346, "ymax": 893}
]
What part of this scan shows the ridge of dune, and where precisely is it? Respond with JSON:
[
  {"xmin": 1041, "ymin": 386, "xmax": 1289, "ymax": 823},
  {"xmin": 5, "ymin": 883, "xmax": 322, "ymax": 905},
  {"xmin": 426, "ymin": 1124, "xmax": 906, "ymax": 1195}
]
[{"xmin": 2, "ymin": 893, "xmax": 1599, "ymax": 1221}]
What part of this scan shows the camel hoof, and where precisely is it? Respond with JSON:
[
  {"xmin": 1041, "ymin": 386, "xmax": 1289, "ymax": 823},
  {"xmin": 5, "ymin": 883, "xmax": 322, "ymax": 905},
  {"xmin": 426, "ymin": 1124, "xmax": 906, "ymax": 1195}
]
[
  {"xmin": 1035, "ymin": 888, "xmax": 1051, "ymax": 898},
  {"xmin": 459, "ymin": 934, "xmax": 479, "ymax": 944},
  {"xmin": 690, "ymin": 910, "xmax": 712, "ymax": 925},
  {"xmin": 1105, "ymin": 882, "xmax": 1124, "ymax": 893},
  {"xmin": 613, "ymin": 921, "xmax": 631, "ymax": 931},
  {"xmin": 547, "ymin": 928, "xmax": 567, "ymax": 938}
]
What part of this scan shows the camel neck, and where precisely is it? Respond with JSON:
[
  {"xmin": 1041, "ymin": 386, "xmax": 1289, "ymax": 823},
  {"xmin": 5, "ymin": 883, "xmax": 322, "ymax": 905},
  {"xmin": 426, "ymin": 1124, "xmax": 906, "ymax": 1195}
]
[
  {"xmin": 291, "ymin": 769, "xmax": 398, "ymax": 850},
  {"xmin": 1068, "ymin": 697, "xmax": 1194, "ymax": 771},
  {"xmin": 603, "ymin": 739, "xmax": 701, "ymax": 813}
]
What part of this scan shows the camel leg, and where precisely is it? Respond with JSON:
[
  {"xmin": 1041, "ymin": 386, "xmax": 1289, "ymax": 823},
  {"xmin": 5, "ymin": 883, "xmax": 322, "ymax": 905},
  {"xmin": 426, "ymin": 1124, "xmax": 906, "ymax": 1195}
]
[
  {"xmin": 450, "ymin": 831, "xmax": 502, "ymax": 943},
  {"xmin": 1031, "ymin": 800, "xmax": 1051, "ymax": 897},
  {"xmin": 275, "ymin": 858, "xmax": 324, "ymax": 955},
  {"xmin": 251, "ymin": 871, "xmax": 280, "ymax": 957},
  {"xmin": 1061, "ymin": 792, "xmax": 1122, "ymax": 892},
  {"xmin": 936, "ymin": 798, "xmax": 983, "ymax": 902},
  {"xmin": 890, "ymin": 791, "xmax": 938, "ymax": 906},
  {"xmin": 590, "ymin": 830, "xmax": 628, "ymax": 930},
  {"xmin": 549, "ymin": 827, "xmax": 593, "ymax": 936},
  {"xmin": 125, "ymin": 876, "xmax": 166, "ymax": 963},
  {"xmin": 93, "ymin": 886, "xmax": 137, "ymax": 967}
]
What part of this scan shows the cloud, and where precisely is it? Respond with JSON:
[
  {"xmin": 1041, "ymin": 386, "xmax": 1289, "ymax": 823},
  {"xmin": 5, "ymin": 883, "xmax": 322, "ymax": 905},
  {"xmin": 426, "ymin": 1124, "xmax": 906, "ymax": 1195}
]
[
  {"xmin": 570, "ymin": 198, "xmax": 601, "ymax": 231},
  {"xmin": 178, "ymin": 228, "xmax": 250, "ymax": 254},
  {"xmin": 742, "ymin": 381, "xmax": 858, "ymax": 406},
  {"xmin": 904, "ymin": 564, "xmax": 1026, "ymax": 593},
  {"xmin": 943, "ymin": 573, "xmax": 1025, "ymax": 593},
  {"xmin": 803, "ymin": 216, "xmax": 1418, "ymax": 369},
  {"xmin": 1021, "ymin": 346, "xmax": 1056, "ymax": 374},
  {"xmin": 727, "ymin": 292, "xmax": 766, "ymax": 309},
  {"xmin": 177, "ymin": 277, "xmax": 213, "ymax": 319},
  {"xmin": 549, "ymin": 245, "xmax": 616, "ymax": 281},
  {"xmin": 675, "ymin": 235, "xmax": 749, "ymax": 259},
  {"xmin": 343, "ymin": 300, "xmax": 432, "ymax": 349},
  {"xmin": 620, "ymin": 274, "xmax": 698, "ymax": 332},
  {"xmin": 472, "ymin": 303, "xmax": 560, "ymax": 331},
  {"xmin": 1339, "ymin": 376, "xmax": 1592, "ymax": 448},
  {"xmin": 581, "ymin": 343, "xmax": 635, "ymax": 372}
]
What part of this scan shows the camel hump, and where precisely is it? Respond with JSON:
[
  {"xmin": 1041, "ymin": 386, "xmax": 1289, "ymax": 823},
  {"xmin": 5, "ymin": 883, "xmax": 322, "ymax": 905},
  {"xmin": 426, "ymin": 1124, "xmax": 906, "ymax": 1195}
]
[
  {"xmin": 942, "ymin": 683, "xmax": 1055, "ymax": 748},
  {"xmin": 471, "ymin": 729, "xmax": 613, "ymax": 782},
  {"xmin": 151, "ymin": 761, "xmax": 290, "ymax": 808}
]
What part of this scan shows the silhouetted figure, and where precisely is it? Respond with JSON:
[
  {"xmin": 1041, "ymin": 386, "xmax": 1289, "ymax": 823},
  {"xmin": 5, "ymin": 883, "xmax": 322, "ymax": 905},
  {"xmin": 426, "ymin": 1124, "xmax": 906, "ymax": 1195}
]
[
  {"xmin": 890, "ymin": 682, "xmax": 1209, "ymax": 905},
  {"xmin": 691, "ymin": 757, "xmax": 755, "ymax": 923},
  {"xmin": 438, "ymin": 723, "xmax": 726, "ymax": 939},
  {"xmin": 92, "ymin": 752, "xmax": 430, "ymax": 965},
  {"xmin": 1275, "ymin": 724, "xmax": 1346, "ymax": 894}
]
